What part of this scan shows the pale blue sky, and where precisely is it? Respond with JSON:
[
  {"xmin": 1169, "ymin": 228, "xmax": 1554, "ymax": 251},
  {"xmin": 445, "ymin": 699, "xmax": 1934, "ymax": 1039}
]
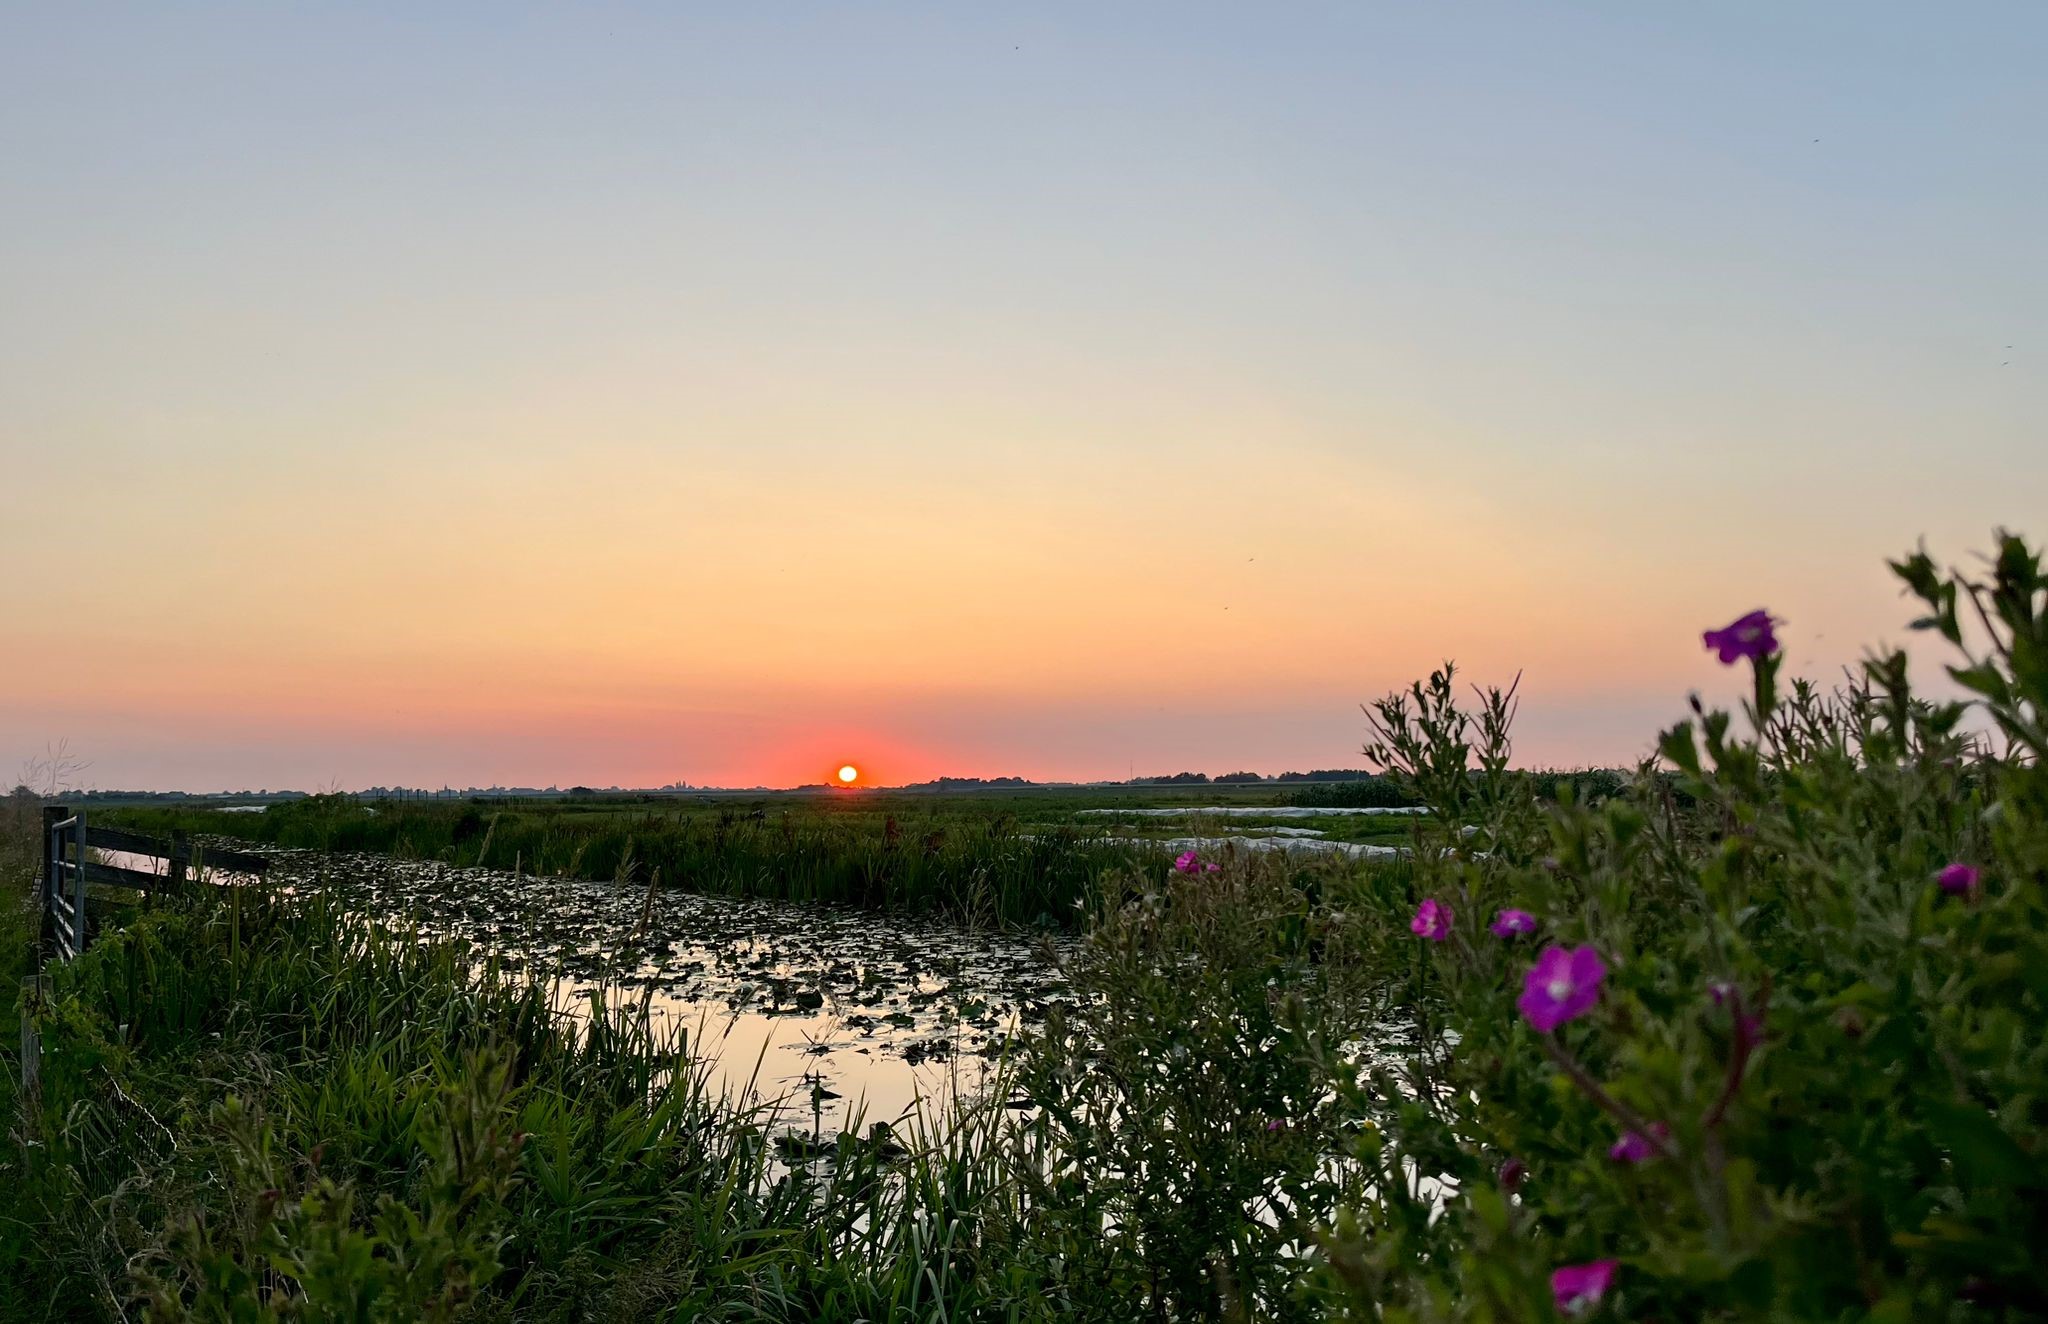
[{"xmin": 3, "ymin": 5, "xmax": 2042, "ymax": 789}]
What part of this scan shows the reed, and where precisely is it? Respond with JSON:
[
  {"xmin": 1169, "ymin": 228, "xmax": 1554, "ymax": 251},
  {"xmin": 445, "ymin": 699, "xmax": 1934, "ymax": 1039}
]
[{"xmin": 104, "ymin": 795, "xmax": 1201, "ymax": 927}]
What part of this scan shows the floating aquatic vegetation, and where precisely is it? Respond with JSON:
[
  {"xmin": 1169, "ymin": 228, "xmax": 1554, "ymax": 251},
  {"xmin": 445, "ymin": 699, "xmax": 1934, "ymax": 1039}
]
[
  {"xmin": 1075, "ymin": 806, "xmax": 1428, "ymax": 818},
  {"xmin": 257, "ymin": 848, "xmax": 1074, "ymax": 1133}
]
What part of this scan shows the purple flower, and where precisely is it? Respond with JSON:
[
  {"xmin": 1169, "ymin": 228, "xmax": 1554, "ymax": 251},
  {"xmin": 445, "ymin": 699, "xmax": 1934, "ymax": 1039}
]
[
  {"xmin": 1172, "ymin": 850, "xmax": 1219, "ymax": 875},
  {"xmin": 1707, "ymin": 980, "xmax": 1735, "ymax": 1007},
  {"xmin": 1551, "ymin": 1260, "xmax": 1618, "ymax": 1316},
  {"xmin": 1410, "ymin": 898, "xmax": 1453, "ymax": 942},
  {"xmin": 1937, "ymin": 862, "xmax": 1980, "ymax": 895},
  {"xmin": 1702, "ymin": 610, "xmax": 1780, "ymax": 664},
  {"xmin": 1264, "ymin": 1119, "xmax": 1288, "ymax": 1133},
  {"xmin": 1517, "ymin": 945, "xmax": 1606, "ymax": 1033},
  {"xmin": 1607, "ymin": 1122, "xmax": 1670, "ymax": 1164},
  {"xmin": 1498, "ymin": 1157, "xmax": 1527, "ymax": 1192},
  {"xmin": 1490, "ymin": 908, "xmax": 1538, "ymax": 937}
]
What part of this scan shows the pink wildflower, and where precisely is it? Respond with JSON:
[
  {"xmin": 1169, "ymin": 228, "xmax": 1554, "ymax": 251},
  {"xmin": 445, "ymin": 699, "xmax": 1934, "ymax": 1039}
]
[
  {"xmin": 1517, "ymin": 945, "xmax": 1605, "ymax": 1033},
  {"xmin": 1551, "ymin": 1260, "xmax": 1618, "ymax": 1316},
  {"xmin": 1937, "ymin": 862, "xmax": 1980, "ymax": 895},
  {"xmin": 1608, "ymin": 1122, "xmax": 1670, "ymax": 1164},
  {"xmin": 1702, "ymin": 610, "xmax": 1779, "ymax": 664},
  {"xmin": 1490, "ymin": 908, "xmax": 1537, "ymax": 937},
  {"xmin": 1410, "ymin": 898, "xmax": 1452, "ymax": 942}
]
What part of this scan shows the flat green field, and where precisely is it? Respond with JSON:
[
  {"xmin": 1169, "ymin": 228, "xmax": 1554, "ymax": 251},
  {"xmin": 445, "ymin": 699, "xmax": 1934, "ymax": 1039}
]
[{"xmin": 102, "ymin": 782, "xmax": 1424, "ymax": 927}]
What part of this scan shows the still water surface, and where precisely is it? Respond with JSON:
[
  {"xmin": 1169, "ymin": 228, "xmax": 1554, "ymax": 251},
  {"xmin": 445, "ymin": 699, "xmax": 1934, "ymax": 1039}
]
[{"xmin": 258, "ymin": 850, "xmax": 1073, "ymax": 1134}]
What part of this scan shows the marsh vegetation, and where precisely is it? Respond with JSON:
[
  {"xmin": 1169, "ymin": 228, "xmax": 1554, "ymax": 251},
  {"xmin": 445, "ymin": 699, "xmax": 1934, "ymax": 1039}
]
[
  {"xmin": 104, "ymin": 787, "xmax": 1426, "ymax": 928},
  {"xmin": 3, "ymin": 535, "xmax": 2043, "ymax": 1321}
]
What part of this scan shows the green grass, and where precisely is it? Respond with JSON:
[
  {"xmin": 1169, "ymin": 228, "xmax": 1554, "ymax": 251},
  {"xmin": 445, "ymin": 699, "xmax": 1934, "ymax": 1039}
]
[
  {"xmin": 96, "ymin": 779, "xmax": 1646, "ymax": 927},
  {"xmin": 2, "ymin": 790, "xmax": 40, "ymax": 979},
  {"xmin": 102, "ymin": 787, "xmax": 1414, "ymax": 928},
  {"xmin": 0, "ymin": 887, "xmax": 1051, "ymax": 1321},
  {"xmin": 3, "ymin": 768, "xmax": 1413, "ymax": 1322},
  {"xmin": 0, "ymin": 851, "xmax": 1403, "ymax": 1322}
]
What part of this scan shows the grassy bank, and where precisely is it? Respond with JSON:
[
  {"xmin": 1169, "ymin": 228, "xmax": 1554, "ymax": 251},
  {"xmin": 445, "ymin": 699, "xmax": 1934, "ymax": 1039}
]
[
  {"xmin": 0, "ymin": 854, "xmax": 1397, "ymax": 1322},
  {"xmin": 98, "ymin": 790, "xmax": 1422, "ymax": 928},
  {"xmin": 0, "ymin": 889, "xmax": 1042, "ymax": 1321}
]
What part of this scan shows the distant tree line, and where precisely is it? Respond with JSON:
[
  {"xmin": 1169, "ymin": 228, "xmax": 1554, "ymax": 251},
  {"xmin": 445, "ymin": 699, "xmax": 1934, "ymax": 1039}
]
[{"xmin": 1121, "ymin": 769, "xmax": 1381, "ymax": 786}]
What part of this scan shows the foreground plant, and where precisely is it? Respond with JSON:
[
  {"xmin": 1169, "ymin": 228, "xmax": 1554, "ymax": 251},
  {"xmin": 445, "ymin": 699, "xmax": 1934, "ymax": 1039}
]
[
  {"xmin": 141, "ymin": 1059, "xmax": 523, "ymax": 1323},
  {"xmin": 1, "ymin": 890, "xmax": 1065, "ymax": 1322},
  {"xmin": 1011, "ymin": 852, "xmax": 1383, "ymax": 1322},
  {"xmin": 1319, "ymin": 531, "xmax": 2047, "ymax": 1320}
]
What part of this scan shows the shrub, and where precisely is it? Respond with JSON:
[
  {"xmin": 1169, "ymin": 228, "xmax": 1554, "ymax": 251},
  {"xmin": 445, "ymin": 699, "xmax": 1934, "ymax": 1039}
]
[
  {"xmin": 1009, "ymin": 849, "xmax": 1395, "ymax": 1320},
  {"xmin": 1314, "ymin": 532, "xmax": 2048, "ymax": 1319},
  {"xmin": 1285, "ymin": 778, "xmax": 1419, "ymax": 809}
]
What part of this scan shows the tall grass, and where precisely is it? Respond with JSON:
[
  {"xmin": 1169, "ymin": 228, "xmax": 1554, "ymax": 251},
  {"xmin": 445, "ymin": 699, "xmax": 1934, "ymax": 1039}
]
[
  {"xmin": 2, "ymin": 786, "xmax": 42, "ymax": 977},
  {"xmin": 2, "ymin": 839, "xmax": 1414, "ymax": 1320},
  {"xmin": 2, "ymin": 886, "xmax": 1083, "ymax": 1321},
  {"xmin": 106, "ymin": 796, "xmax": 1173, "ymax": 927}
]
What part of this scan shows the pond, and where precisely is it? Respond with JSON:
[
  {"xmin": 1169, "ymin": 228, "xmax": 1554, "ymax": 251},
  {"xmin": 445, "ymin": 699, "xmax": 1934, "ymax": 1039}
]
[
  {"xmin": 257, "ymin": 850, "xmax": 1074, "ymax": 1136},
  {"xmin": 1074, "ymin": 806, "xmax": 1426, "ymax": 818}
]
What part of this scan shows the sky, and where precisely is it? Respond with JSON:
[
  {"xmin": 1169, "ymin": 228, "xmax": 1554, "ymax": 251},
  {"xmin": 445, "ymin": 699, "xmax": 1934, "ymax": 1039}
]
[{"xmin": 3, "ymin": 4, "xmax": 2043, "ymax": 792}]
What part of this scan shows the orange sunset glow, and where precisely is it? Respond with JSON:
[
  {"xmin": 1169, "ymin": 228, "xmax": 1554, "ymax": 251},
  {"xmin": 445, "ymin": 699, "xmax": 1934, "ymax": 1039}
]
[
  {"xmin": 2, "ymin": 8, "xmax": 2040, "ymax": 794},
  {"xmin": 4, "ymin": 13, "xmax": 2040, "ymax": 1316}
]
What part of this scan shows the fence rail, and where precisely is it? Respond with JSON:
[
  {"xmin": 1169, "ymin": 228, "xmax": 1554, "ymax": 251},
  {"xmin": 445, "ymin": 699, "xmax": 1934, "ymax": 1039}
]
[
  {"xmin": 44, "ymin": 811, "xmax": 87, "ymax": 960},
  {"xmin": 37, "ymin": 805, "xmax": 269, "ymax": 962},
  {"xmin": 25, "ymin": 806, "xmax": 271, "ymax": 1101}
]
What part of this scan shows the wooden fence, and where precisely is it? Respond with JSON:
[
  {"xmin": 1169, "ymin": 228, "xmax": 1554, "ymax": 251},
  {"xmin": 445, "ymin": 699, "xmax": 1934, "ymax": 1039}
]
[
  {"xmin": 20, "ymin": 807, "xmax": 270, "ymax": 1099},
  {"xmin": 38, "ymin": 806, "xmax": 270, "ymax": 960}
]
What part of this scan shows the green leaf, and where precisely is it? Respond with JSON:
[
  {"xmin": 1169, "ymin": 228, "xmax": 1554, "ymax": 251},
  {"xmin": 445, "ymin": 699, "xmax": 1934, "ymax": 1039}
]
[{"xmin": 1923, "ymin": 1099, "xmax": 2036, "ymax": 1192}]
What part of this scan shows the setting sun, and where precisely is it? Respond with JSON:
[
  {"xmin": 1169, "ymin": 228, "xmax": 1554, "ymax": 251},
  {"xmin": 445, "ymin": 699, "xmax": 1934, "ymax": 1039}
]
[{"xmin": 3, "ymin": 9, "xmax": 2038, "ymax": 1312}]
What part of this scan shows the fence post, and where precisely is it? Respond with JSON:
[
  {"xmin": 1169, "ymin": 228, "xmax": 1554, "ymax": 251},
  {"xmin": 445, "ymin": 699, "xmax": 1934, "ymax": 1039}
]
[
  {"xmin": 39, "ymin": 805, "xmax": 63, "ymax": 964},
  {"xmin": 18, "ymin": 976, "xmax": 41, "ymax": 1108},
  {"xmin": 169, "ymin": 829, "xmax": 190, "ymax": 895},
  {"xmin": 73, "ymin": 809, "xmax": 89, "ymax": 953}
]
